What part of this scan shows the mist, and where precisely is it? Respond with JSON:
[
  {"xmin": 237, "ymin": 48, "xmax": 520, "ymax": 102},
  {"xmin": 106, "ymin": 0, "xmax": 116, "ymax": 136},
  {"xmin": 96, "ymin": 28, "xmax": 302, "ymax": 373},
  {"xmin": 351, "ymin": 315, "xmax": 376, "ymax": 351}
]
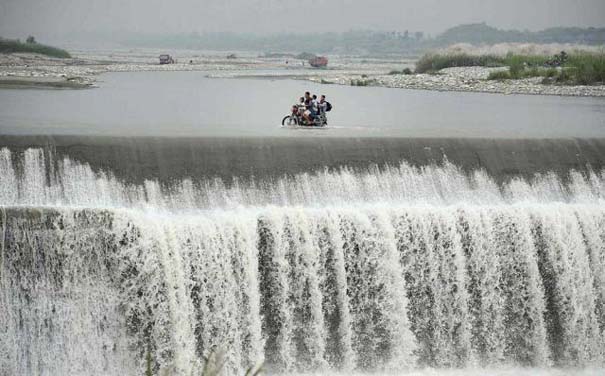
[{"xmin": 1, "ymin": 0, "xmax": 604, "ymax": 42}]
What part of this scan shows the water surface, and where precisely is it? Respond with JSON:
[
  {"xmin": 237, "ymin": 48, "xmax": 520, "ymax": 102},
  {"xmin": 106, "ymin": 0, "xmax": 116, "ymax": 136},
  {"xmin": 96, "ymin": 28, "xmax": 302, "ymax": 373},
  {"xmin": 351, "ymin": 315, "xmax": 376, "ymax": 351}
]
[{"xmin": 0, "ymin": 71, "xmax": 603, "ymax": 137}]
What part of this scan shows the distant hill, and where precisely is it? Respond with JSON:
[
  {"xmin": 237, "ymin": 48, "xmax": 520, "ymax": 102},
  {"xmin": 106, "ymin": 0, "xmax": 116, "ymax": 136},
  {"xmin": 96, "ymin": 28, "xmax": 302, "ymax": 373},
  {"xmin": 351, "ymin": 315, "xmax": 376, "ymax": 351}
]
[
  {"xmin": 89, "ymin": 24, "xmax": 605, "ymax": 56},
  {"xmin": 435, "ymin": 23, "xmax": 605, "ymax": 46},
  {"xmin": 123, "ymin": 30, "xmax": 428, "ymax": 56}
]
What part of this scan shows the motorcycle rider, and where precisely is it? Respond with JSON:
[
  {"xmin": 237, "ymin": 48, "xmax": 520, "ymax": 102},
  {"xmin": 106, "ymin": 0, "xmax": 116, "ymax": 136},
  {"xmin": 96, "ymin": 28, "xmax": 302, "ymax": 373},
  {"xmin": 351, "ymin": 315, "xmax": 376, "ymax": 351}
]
[
  {"xmin": 298, "ymin": 97, "xmax": 305, "ymax": 116},
  {"xmin": 318, "ymin": 95, "xmax": 328, "ymax": 125},
  {"xmin": 285, "ymin": 92, "xmax": 329, "ymax": 127},
  {"xmin": 311, "ymin": 95, "xmax": 321, "ymax": 126},
  {"xmin": 303, "ymin": 91, "xmax": 317, "ymax": 125},
  {"xmin": 318, "ymin": 95, "xmax": 327, "ymax": 114}
]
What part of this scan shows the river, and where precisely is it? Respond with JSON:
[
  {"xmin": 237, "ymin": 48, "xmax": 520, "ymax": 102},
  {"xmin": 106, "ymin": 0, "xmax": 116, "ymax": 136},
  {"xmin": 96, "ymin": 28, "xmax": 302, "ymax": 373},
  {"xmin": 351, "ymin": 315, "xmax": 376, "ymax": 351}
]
[
  {"xmin": 1, "ymin": 72, "xmax": 604, "ymax": 375},
  {"xmin": 0, "ymin": 71, "xmax": 604, "ymax": 137}
]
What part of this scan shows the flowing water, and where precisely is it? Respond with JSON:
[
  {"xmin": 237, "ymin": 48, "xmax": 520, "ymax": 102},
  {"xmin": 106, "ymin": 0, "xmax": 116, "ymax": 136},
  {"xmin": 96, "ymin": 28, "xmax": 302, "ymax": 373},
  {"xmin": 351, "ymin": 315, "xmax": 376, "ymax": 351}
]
[
  {"xmin": 1, "ymin": 70, "xmax": 605, "ymax": 375},
  {"xmin": 1, "ymin": 146, "xmax": 605, "ymax": 375}
]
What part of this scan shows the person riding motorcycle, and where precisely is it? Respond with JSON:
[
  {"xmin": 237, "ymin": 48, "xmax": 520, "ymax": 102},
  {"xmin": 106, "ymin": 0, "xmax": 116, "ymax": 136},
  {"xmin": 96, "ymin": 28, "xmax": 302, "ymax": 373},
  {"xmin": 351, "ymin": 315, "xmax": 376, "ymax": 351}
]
[
  {"xmin": 318, "ymin": 95, "xmax": 327, "ymax": 114},
  {"xmin": 317, "ymin": 95, "xmax": 328, "ymax": 125},
  {"xmin": 283, "ymin": 92, "xmax": 330, "ymax": 127},
  {"xmin": 302, "ymin": 92, "xmax": 318, "ymax": 125}
]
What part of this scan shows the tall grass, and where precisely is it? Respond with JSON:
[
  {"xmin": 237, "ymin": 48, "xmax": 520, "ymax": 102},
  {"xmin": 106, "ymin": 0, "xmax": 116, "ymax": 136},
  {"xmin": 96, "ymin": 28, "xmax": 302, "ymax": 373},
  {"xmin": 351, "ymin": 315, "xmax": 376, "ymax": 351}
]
[
  {"xmin": 415, "ymin": 52, "xmax": 557, "ymax": 73},
  {"xmin": 566, "ymin": 53, "xmax": 605, "ymax": 85},
  {"xmin": 488, "ymin": 53, "xmax": 605, "ymax": 84},
  {"xmin": 487, "ymin": 67, "xmax": 558, "ymax": 80},
  {"xmin": 417, "ymin": 51, "xmax": 605, "ymax": 85},
  {"xmin": 415, "ymin": 53, "xmax": 505, "ymax": 73},
  {"xmin": 0, "ymin": 38, "xmax": 71, "ymax": 58},
  {"xmin": 503, "ymin": 54, "xmax": 552, "ymax": 68}
]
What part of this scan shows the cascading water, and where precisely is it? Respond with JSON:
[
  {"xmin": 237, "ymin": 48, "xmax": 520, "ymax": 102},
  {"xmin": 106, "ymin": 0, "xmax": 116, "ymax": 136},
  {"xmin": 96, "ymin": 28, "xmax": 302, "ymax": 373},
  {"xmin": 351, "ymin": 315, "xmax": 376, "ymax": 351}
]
[{"xmin": 1, "ymin": 147, "xmax": 604, "ymax": 375}]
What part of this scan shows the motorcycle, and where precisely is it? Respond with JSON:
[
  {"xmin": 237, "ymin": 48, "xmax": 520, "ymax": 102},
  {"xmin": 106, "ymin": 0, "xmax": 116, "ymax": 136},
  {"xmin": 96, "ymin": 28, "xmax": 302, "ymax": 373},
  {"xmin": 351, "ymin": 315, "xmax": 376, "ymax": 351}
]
[{"xmin": 282, "ymin": 105, "xmax": 327, "ymax": 127}]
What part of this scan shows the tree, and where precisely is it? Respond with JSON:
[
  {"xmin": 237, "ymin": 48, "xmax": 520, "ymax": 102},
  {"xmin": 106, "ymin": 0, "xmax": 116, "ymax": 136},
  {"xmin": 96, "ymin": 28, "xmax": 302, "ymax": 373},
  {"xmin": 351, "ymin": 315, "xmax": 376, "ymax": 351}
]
[{"xmin": 26, "ymin": 35, "xmax": 36, "ymax": 44}]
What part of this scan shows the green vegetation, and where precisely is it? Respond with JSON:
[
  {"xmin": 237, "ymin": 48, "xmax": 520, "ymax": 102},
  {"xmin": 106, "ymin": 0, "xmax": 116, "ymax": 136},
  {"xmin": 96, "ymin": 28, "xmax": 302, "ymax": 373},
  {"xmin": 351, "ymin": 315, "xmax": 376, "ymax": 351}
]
[
  {"xmin": 487, "ymin": 67, "xmax": 554, "ymax": 80},
  {"xmin": 487, "ymin": 70, "xmax": 513, "ymax": 80},
  {"xmin": 0, "ymin": 37, "xmax": 71, "ymax": 58},
  {"xmin": 487, "ymin": 53, "xmax": 605, "ymax": 85},
  {"xmin": 416, "ymin": 50, "xmax": 605, "ymax": 85},
  {"xmin": 414, "ymin": 52, "xmax": 551, "ymax": 73},
  {"xmin": 415, "ymin": 53, "xmax": 505, "ymax": 73},
  {"xmin": 565, "ymin": 53, "xmax": 605, "ymax": 85}
]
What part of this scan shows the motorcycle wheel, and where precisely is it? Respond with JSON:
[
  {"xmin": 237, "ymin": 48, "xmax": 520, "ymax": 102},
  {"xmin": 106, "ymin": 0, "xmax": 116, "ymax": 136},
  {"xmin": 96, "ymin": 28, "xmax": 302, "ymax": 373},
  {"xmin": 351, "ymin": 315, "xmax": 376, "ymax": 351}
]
[{"xmin": 282, "ymin": 116, "xmax": 298, "ymax": 126}]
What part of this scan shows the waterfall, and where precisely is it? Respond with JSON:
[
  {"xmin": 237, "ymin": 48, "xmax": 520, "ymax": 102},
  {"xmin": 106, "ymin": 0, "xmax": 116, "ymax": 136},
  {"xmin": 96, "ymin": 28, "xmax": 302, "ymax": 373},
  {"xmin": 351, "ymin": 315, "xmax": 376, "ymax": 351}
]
[{"xmin": 0, "ymin": 148, "xmax": 604, "ymax": 375}]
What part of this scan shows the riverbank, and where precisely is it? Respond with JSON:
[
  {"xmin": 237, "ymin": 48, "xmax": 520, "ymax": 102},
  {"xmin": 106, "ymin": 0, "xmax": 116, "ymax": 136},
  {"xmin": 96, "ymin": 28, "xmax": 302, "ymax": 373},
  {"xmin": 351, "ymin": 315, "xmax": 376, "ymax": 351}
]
[
  {"xmin": 307, "ymin": 66, "xmax": 605, "ymax": 97},
  {"xmin": 0, "ymin": 51, "xmax": 266, "ymax": 88},
  {"xmin": 0, "ymin": 75, "xmax": 92, "ymax": 89},
  {"xmin": 0, "ymin": 50, "xmax": 409, "ymax": 90},
  {"xmin": 1, "ymin": 50, "xmax": 604, "ymax": 97}
]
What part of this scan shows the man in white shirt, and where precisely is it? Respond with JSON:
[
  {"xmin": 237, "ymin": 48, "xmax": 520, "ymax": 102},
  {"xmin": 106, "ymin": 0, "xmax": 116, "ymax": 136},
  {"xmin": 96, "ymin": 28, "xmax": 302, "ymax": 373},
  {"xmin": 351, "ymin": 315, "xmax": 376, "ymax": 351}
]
[
  {"xmin": 318, "ymin": 95, "xmax": 327, "ymax": 114},
  {"xmin": 311, "ymin": 95, "xmax": 319, "ymax": 115},
  {"xmin": 302, "ymin": 91, "xmax": 316, "ymax": 125}
]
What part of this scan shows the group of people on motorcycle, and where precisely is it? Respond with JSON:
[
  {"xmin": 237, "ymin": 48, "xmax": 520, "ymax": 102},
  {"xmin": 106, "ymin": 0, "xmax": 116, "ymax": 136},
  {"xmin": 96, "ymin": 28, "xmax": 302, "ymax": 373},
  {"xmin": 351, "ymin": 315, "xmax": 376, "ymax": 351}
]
[
  {"xmin": 296, "ymin": 91, "xmax": 331, "ymax": 126},
  {"xmin": 283, "ymin": 91, "xmax": 332, "ymax": 127}
]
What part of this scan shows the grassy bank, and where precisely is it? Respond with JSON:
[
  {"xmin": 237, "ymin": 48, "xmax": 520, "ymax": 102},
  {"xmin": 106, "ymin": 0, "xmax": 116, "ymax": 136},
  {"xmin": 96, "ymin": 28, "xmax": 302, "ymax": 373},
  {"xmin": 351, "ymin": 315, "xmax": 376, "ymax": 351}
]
[
  {"xmin": 416, "ymin": 51, "xmax": 605, "ymax": 85},
  {"xmin": 562, "ymin": 53, "xmax": 605, "ymax": 84},
  {"xmin": 415, "ymin": 53, "xmax": 505, "ymax": 73},
  {"xmin": 0, "ymin": 38, "xmax": 71, "ymax": 58},
  {"xmin": 487, "ymin": 53, "xmax": 605, "ymax": 85},
  {"xmin": 415, "ymin": 53, "xmax": 553, "ymax": 73}
]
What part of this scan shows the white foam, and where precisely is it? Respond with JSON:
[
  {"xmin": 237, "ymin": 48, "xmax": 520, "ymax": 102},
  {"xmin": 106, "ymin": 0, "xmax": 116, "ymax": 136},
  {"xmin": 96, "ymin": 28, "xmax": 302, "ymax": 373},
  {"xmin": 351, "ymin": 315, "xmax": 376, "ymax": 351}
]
[{"xmin": 1, "ymin": 148, "xmax": 604, "ymax": 375}]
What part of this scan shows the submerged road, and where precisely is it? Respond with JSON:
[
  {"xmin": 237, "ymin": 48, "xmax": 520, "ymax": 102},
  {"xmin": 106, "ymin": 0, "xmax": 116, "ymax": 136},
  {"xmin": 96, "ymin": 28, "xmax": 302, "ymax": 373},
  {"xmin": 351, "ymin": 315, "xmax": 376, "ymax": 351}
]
[{"xmin": 1, "ymin": 135, "xmax": 604, "ymax": 185}]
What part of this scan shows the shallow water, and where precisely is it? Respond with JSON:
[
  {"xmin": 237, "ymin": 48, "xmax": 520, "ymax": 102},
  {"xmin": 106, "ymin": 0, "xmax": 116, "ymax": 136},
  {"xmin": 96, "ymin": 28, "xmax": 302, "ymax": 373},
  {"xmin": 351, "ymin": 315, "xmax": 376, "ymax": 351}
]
[{"xmin": 0, "ymin": 71, "xmax": 604, "ymax": 137}]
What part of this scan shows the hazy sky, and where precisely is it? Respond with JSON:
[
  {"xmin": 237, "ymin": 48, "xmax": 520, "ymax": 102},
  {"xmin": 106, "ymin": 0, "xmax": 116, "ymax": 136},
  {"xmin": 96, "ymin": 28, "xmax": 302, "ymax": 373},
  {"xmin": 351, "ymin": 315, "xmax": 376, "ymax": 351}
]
[{"xmin": 1, "ymin": 0, "xmax": 604, "ymax": 39}]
